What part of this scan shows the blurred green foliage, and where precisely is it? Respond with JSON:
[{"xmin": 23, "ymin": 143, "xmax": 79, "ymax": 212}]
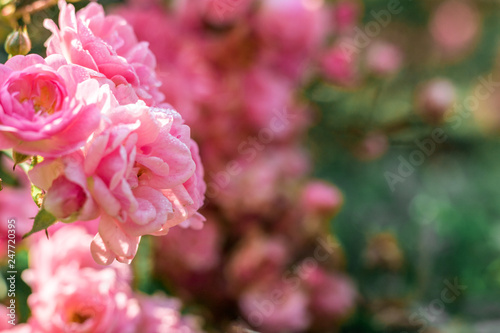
[{"xmin": 306, "ymin": 1, "xmax": 500, "ymax": 331}]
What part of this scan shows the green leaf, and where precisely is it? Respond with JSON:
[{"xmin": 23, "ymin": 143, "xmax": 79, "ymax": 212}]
[
  {"xmin": 12, "ymin": 151, "xmax": 30, "ymax": 170},
  {"xmin": 22, "ymin": 209, "xmax": 57, "ymax": 239}
]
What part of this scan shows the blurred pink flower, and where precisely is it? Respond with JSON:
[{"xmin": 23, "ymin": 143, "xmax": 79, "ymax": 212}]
[
  {"xmin": 303, "ymin": 266, "xmax": 357, "ymax": 320},
  {"xmin": 430, "ymin": 0, "xmax": 480, "ymax": 56},
  {"xmin": 226, "ymin": 230, "xmax": 289, "ymax": 292},
  {"xmin": 23, "ymin": 225, "xmax": 138, "ymax": 332},
  {"xmin": 256, "ymin": 0, "xmax": 327, "ymax": 80},
  {"xmin": 23, "ymin": 225, "xmax": 131, "ymax": 292},
  {"xmin": 179, "ymin": 0, "xmax": 255, "ymax": 25},
  {"xmin": 0, "ymin": 323, "xmax": 32, "ymax": 333},
  {"xmin": 365, "ymin": 41, "xmax": 403, "ymax": 76},
  {"xmin": 0, "ymin": 304, "xmax": 16, "ymax": 329},
  {"xmin": 239, "ymin": 279, "xmax": 311, "ymax": 333},
  {"xmin": 155, "ymin": 217, "xmax": 221, "ymax": 273},
  {"xmin": 28, "ymin": 267, "xmax": 139, "ymax": 333},
  {"xmin": 0, "ymin": 54, "xmax": 103, "ymax": 157},
  {"xmin": 321, "ymin": 41, "xmax": 359, "ymax": 86},
  {"xmin": 333, "ymin": 0, "xmax": 362, "ymax": 34},
  {"xmin": 44, "ymin": 1, "xmax": 163, "ymax": 106},
  {"xmin": 416, "ymin": 78, "xmax": 456, "ymax": 124},
  {"xmin": 137, "ymin": 293, "xmax": 205, "ymax": 333},
  {"xmin": 215, "ymin": 147, "xmax": 309, "ymax": 219},
  {"xmin": 353, "ymin": 131, "xmax": 389, "ymax": 161},
  {"xmin": 301, "ymin": 180, "xmax": 343, "ymax": 218}
]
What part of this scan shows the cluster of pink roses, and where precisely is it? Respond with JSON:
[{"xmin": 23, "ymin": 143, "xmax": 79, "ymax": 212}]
[
  {"xmin": 117, "ymin": 0, "xmax": 358, "ymax": 331},
  {"xmin": 0, "ymin": 224, "xmax": 205, "ymax": 333},
  {"xmin": 0, "ymin": 1, "xmax": 206, "ymax": 264}
]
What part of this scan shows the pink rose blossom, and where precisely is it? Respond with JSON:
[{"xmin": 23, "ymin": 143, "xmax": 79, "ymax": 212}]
[
  {"xmin": 226, "ymin": 230, "xmax": 289, "ymax": 292},
  {"xmin": 44, "ymin": 1, "xmax": 164, "ymax": 106},
  {"xmin": 430, "ymin": 0, "xmax": 480, "ymax": 56},
  {"xmin": 303, "ymin": 267, "xmax": 357, "ymax": 321},
  {"xmin": 333, "ymin": 0, "xmax": 362, "ymax": 34},
  {"xmin": 22, "ymin": 225, "xmax": 131, "ymax": 292},
  {"xmin": 87, "ymin": 105, "xmax": 201, "ymax": 264},
  {"xmin": 164, "ymin": 139, "xmax": 207, "ymax": 231},
  {"xmin": 23, "ymin": 225, "xmax": 138, "ymax": 332},
  {"xmin": 155, "ymin": 218, "xmax": 221, "ymax": 273},
  {"xmin": 239, "ymin": 279, "xmax": 311, "ymax": 333},
  {"xmin": 301, "ymin": 180, "xmax": 343, "ymax": 217},
  {"xmin": 256, "ymin": 0, "xmax": 328, "ymax": 80},
  {"xmin": 174, "ymin": 0, "xmax": 255, "ymax": 25},
  {"xmin": 137, "ymin": 293, "xmax": 205, "ymax": 333},
  {"xmin": 0, "ymin": 323, "xmax": 32, "ymax": 333},
  {"xmin": 353, "ymin": 131, "xmax": 389, "ymax": 161},
  {"xmin": 27, "ymin": 267, "xmax": 139, "ymax": 333},
  {"xmin": 28, "ymin": 151, "xmax": 99, "ymax": 223},
  {"xmin": 0, "ymin": 54, "xmax": 103, "ymax": 157},
  {"xmin": 416, "ymin": 78, "xmax": 456, "ymax": 124},
  {"xmin": 29, "ymin": 102, "xmax": 205, "ymax": 265},
  {"xmin": 365, "ymin": 41, "xmax": 403, "ymax": 76},
  {"xmin": 321, "ymin": 41, "xmax": 359, "ymax": 86},
  {"xmin": 214, "ymin": 147, "xmax": 309, "ymax": 219},
  {"xmin": 0, "ymin": 304, "xmax": 16, "ymax": 329}
]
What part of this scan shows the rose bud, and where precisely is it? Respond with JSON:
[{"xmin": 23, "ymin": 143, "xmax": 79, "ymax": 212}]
[
  {"xmin": 416, "ymin": 78, "xmax": 456, "ymax": 124},
  {"xmin": 4, "ymin": 26, "xmax": 31, "ymax": 56}
]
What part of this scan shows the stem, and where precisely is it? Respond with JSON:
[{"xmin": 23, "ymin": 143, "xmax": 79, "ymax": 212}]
[
  {"xmin": 2, "ymin": 0, "xmax": 78, "ymax": 27},
  {"xmin": 9, "ymin": 0, "xmax": 58, "ymax": 20}
]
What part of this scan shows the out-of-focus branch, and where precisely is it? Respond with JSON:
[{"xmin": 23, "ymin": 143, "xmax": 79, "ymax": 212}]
[{"xmin": 2, "ymin": 0, "xmax": 81, "ymax": 27}]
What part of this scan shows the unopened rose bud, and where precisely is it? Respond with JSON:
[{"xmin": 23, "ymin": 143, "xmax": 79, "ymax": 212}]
[
  {"xmin": 416, "ymin": 78, "xmax": 456, "ymax": 124},
  {"xmin": 43, "ymin": 176, "xmax": 86, "ymax": 222},
  {"xmin": 4, "ymin": 26, "xmax": 31, "ymax": 57}
]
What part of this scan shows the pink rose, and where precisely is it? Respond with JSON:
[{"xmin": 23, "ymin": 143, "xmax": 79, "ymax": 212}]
[
  {"xmin": 44, "ymin": 1, "xmax": 164, "ymax": 106},
  {"xmin": 255, "ymin": 0, "xmax": 327, "ymax": 80},
  {"xmin": 22, "ymin": 225, "xmax": 131, "ymax": 292},
  {"xmin": 137, "ymin": 293, "xmax": 205, "ymax": 333},
  {"xmin": 303, "ymin": 267, "xmax": 357, "ymax": 321},
  {"xmin": 365, "ymin": 41, "xmax": 403, "ymax": 76},
  {"xmin": 27, "ymin": 267, "xmax": 140, "ymax": 333},
  {"xmin": 86, "ymin": 104, "xmax": 201, "ymax": 264},
  {"xmin": 301, "ymin": 180, "xmax": 343, "ymax": 218},
  {"xmin": 226, "ymin": 230, "xmax": 289, "ymax": 292},
  {"xmin": 162, "ymin": 139, "xmax": 206, "ymax": 231},
  {"xmin": 154, "ymin": 217, "xmax": 221, "ymax": 274},
  {"xmin": 23, "ymin": 225, "xmax": 138, "ymax": 332},
  {"xmin": 321, "ymin": 41, "xmax": 360, "ymax": 86},
  {"xmin": 239, "ymin": 279, "xmax": 311, "ymax": 332},
  {"xmin": 333, "ymin": 0, "xmax": 362, "ymax": 34},
  {"xmin": 430, "ymin": 0, "xmax": 480, "ymax": 56},
  {"xmin": 29, "ymin": 102, "xmax": 204, "ymax": 265},
  {"xmin": 174, "ymin": 0, "xmax": 254, "ymax": 25},
  {"xmin": 214, "ymin": 147, "xmax": 309, "ymax": 220},
  {"xmin": 0, "ymin": 323, "xmax": 32, "ymax": 333},
  {"xmin": 28, "ymin": 151, "xmax": 99, "ymax": 223},
  {"xmin": 415, "ymin": 78, "xmax": 456, "ymax": 124},
  {"xmin": 0, "ymin": 54, "xmax": 102, "ymax": 157},
  {"xmin": 0, "ymin": 304, "xmax": 16, "ymax": 329}
]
